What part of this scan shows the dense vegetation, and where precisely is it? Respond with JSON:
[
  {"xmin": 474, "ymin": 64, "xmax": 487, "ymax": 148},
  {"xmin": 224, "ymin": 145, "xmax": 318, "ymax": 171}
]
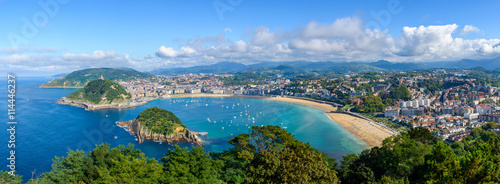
[
  {"xmin": 353, "ymin": 96, "xmax": 386, "ymax": 113},
  {"xmin": 3, "ymin": 123, "xmax": 500, "ymax": 183},
  {"xmin": 418, "ymin": 80, "xmax": 467, "ymax": 94},
  {"xmin": 66, "ymin": 79, "xmax": 131, "ymax": 104},
  {"xmin": 339, "ymin": 123, "xmax": 500, "ymax": 183},
  {"xmin": 136, "ymin": 107, "xmax": 186, "ymax": 135},
  {"xmin": 389, "ymin": 85, "xmax": 412, "ymax": 101},
  {"xmin": 41, "ymin": 68, "xmax": 153, "ymax": 87}
]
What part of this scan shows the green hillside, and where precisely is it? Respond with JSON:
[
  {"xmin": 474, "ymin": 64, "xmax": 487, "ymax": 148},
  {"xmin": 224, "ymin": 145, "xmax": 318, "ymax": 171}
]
[
  {"xmin": 41, "ymin": 68, "xmax": 153, "ymax": 88},
  {"xmin": 136, "ymin": 107, "xmax": 186, "ymax": 135},
  {"xmin": 66, "ymin": 79, "xmax": 131, "ymax": 104},
  {"xmin": 326, "ymin": 64, "xmax": 386, "ymax": 73}
]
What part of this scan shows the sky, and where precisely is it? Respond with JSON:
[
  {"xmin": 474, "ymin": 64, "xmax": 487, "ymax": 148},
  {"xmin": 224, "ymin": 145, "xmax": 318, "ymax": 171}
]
[{"xmin": 1, "ymin": 0, "xmax": 500, "ymax": 76}]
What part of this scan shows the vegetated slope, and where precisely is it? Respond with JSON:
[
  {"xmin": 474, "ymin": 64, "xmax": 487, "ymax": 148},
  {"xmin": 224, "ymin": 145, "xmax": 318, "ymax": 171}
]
[
  {"xmin": 135, "ymin": 107, "xmax": 186, "ymax": 135},
  {"xmin": 66, "ymin": 79, "xmax": 131, "ymax": 104},
  {"xmin": 41, "ymin": 68, "xmax": 153, "ymax": 88}
]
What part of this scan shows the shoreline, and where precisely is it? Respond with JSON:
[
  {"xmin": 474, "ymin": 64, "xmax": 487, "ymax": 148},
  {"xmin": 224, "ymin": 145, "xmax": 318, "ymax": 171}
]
[
  {"xmin": 163, "ymin": 94, "xmax": 394, "ymax": 147},
  {"xmin": 56, "ymin": 92, "xmax": 394, "ymax": 147}
]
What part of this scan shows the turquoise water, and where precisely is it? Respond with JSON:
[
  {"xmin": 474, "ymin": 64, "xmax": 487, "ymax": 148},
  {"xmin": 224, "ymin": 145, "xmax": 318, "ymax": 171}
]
[{"xmin": 0, "ymin": 77, "xmax": 367, "ymax": 181}]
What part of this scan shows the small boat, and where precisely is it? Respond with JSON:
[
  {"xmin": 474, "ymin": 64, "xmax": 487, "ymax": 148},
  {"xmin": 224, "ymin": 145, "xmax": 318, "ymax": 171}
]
[
  {"xmin": 213, "ymin": 121, "xmax": 216, "ymax": 124},
  {"xmin": 205, "ymin": 104, "xmax": 208, "ymax": 106},
  {"xmin": 207, "ymin": 118, "xmax": 211, "ymax": 122},
  {"xmin": 222, "ymin": 127, "xmax": 224, "ymax": 129},
  {"xmin": 106, "ymin": 115, "xmax": 108, "ymax": 117},
  {"xmin": 185, "ymin": 104, "xmax": 188, "ymax": 106},
  {"xmin": 283, "ymin": 127, "xmax": 288, "ymax": 129},
  {"xmin": 114, "ymin": 136, "xmax": 118, "ymax": 139}
]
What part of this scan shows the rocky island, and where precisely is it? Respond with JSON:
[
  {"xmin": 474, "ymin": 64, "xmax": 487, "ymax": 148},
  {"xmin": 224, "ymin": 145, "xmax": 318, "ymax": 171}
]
[
  {"xmin": 57, "ymin": 79, "xmax": 146, "ymax": 110},
  {"xmin": 116, "ymin": 107, "xmax": 205, "ymax": 145}
]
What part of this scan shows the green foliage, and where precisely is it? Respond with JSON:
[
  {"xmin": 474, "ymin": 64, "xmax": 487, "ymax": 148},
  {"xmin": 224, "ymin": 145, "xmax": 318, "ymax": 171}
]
[
  {"xmin": 338, "ymin": 124, "xmax": 500, "ymax": 184},
  {"xmin": 160, "ymin": 145, "xmax": 224, "ymax": 183},
  {"xmin": 353, "ymin": 96, "xmax": 386, "ymax": 113},
  {"xmin": 41, "ymin": 68, "xmax": 153, "ymax": 87},
  {"xmin": 0, "ymin": 171, "xmax": 22, "ymax": 184},
  {"xmin": 28, "ymin": 143, "xmax": 163, "ymax": 184},
  {"xmin": 136, "ymin": 107, "xmax": 186, "ymax": 135},
  {"xmin": 229, "ymin": 125, "xmax": 340, "ymax": 184},
  {"xmin": 66, "ymin": 79, "xmax": 131, "ymax": 104},
  {"xmin": 390, "ymin": 85, "xmax": 411, "ymax": 101},
  {"xmin": 418, "ymin": 80, "xmax": 466, "ymax": 94}
]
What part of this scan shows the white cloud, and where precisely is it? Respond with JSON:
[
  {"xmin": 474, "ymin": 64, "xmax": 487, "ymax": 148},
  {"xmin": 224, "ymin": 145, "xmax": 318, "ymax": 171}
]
[
  {"xmin": 460, "ymin": 25, "xmax": 481, "ymax": 35},
  {"xmin": 6, "ymin": 16, "xmax": 500, "ymax": 75},
  {"xmin": 148, "ymin": 19, "xmax": 500, "ymax": 66},
  {"xmin": 156, "ymin": 46, "xmax": 178, "ymax": 58},
  {"xmin": 224, "ymin": 28, "xmax": 232, "ymax": 32},
  {"xmin": 155, "ymin": 46, "xmax": 197, "ymax": 58},
  {"xmin": 1, "ymin": 50, "xmax": 133, "ymax": 75}
]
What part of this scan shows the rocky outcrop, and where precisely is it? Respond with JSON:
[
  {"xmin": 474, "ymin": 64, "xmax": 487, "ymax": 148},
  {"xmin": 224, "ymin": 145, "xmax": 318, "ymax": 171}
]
[{"xmin": 116, "ymin": 119, "xmax": 205, "ymax": 145}]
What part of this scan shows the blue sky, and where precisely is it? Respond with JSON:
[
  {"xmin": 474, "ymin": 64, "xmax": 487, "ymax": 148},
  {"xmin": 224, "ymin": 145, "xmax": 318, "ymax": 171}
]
[{"xmin": 1, "ymin": 0, "xmax": 500, "ymax": 76}]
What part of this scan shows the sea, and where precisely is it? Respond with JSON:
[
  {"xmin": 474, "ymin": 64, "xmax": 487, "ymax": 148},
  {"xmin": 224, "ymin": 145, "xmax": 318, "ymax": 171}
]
[{"xmin": 0, "ymin": 77, "xmax": 368, "ymax": 181}]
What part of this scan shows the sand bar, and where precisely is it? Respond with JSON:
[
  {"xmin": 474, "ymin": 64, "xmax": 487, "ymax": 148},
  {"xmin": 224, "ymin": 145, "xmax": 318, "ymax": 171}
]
[{"xmin": 164, "ymin": 94, "xmax": 394, "ymax": 147}]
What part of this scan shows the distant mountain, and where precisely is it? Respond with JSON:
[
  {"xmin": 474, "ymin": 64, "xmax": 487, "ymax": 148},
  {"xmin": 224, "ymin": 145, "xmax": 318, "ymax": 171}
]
[
  {"xmin": 150, "ymin": 62, "xmax": 249, "ymax": 75},
  {"xmin": 325, "ymin": 63, "xmax": 386, "ymax": 73},
  {"xmin": 40, "ymin": 68, "xmax": 153, "ymax": 88},
  {"xmin": 148, "ymin": 57, "xmax": 500, "ymax": 75},
  {"xmin": 367, "ymin": 60, "xmax": 422, "ymax": 71}
]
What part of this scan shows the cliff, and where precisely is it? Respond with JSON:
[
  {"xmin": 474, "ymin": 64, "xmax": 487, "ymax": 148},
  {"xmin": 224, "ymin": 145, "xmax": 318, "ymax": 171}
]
[{"xmin": 117, "ymin": 119, "xmax": 205, "ymax": 145}]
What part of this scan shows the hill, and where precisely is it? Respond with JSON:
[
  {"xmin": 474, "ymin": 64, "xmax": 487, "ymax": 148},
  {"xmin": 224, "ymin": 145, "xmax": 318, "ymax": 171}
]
[
  {"xmin": 116, "ymin": 107, "xmax": 204, "ymax": 144},
  {"xmin": 136, "ymin": 107, "xmax": 186, "ymax": 135},
  {"xmin": 40, "ymin": 68, "xmax": 153, "ymax": 88},
  {"xmin": 148, "ymin": 57, "xmax": 500, "ymax": 75},
  {"xmin": 150, "ymin": 62, "xmax": 248, "ymax": 75},
  {"xmin": 65, "ymin": 79, "xmax": 131, "ymax": 104}
]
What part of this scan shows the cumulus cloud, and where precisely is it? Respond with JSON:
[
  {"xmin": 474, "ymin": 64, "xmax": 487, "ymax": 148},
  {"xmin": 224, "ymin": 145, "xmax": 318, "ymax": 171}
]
[
  {"xmin": 1, "ymin": 50, "xmax": 133, "ymax": 75},
  {"xmin": 460, "ymin": 25, "xmax": 481, "ymax": 35},
  {"xmin": 6, "ymin": 16, "xmax": 500, "ymax": 75},
  {"xmin": 155, "ymin": 46, "xmax": 197, "ymax": 58}
]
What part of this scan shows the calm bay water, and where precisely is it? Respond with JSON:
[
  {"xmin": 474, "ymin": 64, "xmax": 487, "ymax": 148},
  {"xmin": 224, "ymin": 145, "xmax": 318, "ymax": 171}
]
[{"xmin": 0, "ymin": 77, "xmax": 367, "ymax": 181}]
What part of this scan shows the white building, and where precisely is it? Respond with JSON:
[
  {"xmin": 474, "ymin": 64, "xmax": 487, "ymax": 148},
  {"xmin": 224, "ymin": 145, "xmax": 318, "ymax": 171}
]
[
  {"xmin": 464, "ymin": 113, "xmax": 479, "ymax": 120},
  {"xmin": 384, "ymin": 106, "xmax": 400, "ymax": 117}
]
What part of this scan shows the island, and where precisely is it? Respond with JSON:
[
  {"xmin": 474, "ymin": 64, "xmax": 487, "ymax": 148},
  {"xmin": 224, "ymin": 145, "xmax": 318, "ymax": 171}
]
[
  {"xmin": 116, "ymin": 107, "xmax": 205, "ymax": 145},
  {"xmin": 40, "ymin": 68, "xmax": 153, "ymax": 88},
  {"xmin": 57, "ymin": 79, "xmax": 146, "ymax": 110}
]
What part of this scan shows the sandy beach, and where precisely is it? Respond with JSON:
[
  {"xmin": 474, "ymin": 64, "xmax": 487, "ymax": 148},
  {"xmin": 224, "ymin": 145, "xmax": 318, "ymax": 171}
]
[
  {"xmin": 165, "ymin": 94, "xmax": 394, "ymax": 147},
  {"xmin": 326, "ymin": 113, "xmax": 393, "ymax": 147}
]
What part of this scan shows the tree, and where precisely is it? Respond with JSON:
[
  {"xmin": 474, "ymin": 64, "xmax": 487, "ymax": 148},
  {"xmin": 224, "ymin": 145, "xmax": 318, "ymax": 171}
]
[
  {"xmin": 230, "ymin": 125, "xmax": 339, "ymax": 183},
  {"xmin": 160, "ymin": 145, "xmax": 224, "ymax": 183},
  {"xmin": 390, "ymin": 85, "xmax": 411, "ymax": 101},
  {"xmin": 28, "ymin": 143, "xmax": 163, "ymax": 184},
  {"xmin": 0, "ymin": 171, "xmax": 22, "ymax": 184},
  {"xmin": 422, "ymin": 142, "xmax": 460, "ymax": 183},
  {"xmin": 353, "ymin": 96, "xmax": 386, "ymax": 113}
]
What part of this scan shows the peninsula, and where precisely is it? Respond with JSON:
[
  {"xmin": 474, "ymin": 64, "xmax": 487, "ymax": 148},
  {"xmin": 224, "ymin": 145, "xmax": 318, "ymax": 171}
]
[
  {"xmin": 40, "ymin": 68, "xmax": 153, "ymax": 88},
  {"xmin": 116, "ymin": 107, "xmax": 205, "ymax": 145},
  {"xmin": 57, "ymin": 79, "xmax": 145, "ymax": 110}
]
